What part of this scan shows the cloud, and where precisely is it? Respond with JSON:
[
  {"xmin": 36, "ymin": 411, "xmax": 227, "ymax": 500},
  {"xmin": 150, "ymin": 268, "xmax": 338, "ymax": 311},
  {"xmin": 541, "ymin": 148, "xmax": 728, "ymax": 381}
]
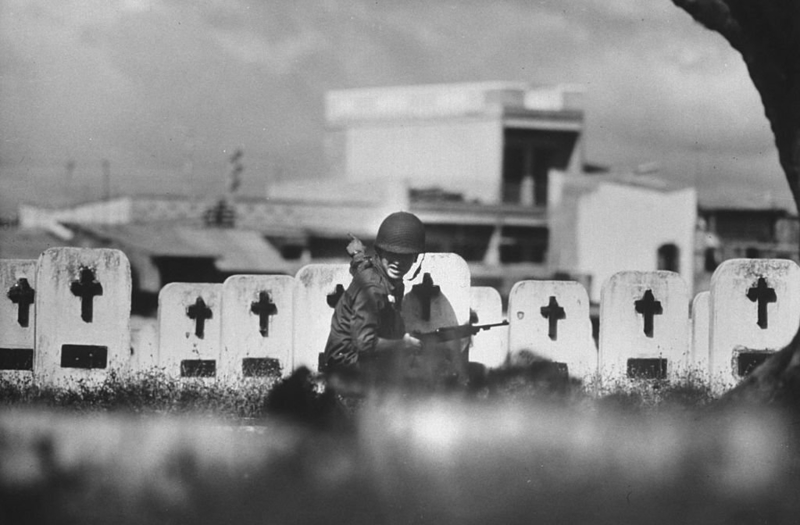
[
  {"xmin": 0, "ymin": 0, "xmax": 789, "ymax": 215},
  {"xmin": 211, "ymin": 26, "xmax": 326, "ymax": 71}
]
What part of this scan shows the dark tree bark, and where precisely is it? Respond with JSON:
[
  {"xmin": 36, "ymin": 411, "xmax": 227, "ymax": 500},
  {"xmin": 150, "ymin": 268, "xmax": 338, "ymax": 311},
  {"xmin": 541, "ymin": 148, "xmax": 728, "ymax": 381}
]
[{"xmin": 673, "ymin": 0, "xmax": 800, "ymax": 405}]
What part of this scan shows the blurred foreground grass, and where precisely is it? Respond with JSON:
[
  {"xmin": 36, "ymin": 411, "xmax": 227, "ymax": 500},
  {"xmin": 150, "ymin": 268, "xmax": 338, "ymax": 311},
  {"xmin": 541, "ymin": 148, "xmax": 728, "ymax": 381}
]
[{"xmin": 1, "ymin": 369, "xmax": 797, "ymax": 524}]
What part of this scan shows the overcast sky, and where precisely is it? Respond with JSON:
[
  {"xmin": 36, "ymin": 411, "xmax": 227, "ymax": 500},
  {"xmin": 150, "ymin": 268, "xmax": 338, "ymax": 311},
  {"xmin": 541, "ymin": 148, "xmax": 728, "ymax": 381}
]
[{"xmin": 0, "ymin": 0, "xmax": 792, "ymax": 216}]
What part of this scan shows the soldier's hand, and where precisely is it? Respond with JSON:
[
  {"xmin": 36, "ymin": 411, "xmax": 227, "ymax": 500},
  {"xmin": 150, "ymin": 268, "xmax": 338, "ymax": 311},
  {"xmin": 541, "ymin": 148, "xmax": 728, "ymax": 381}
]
[
  {"xmin": 346, "ymin": 233, "xmax": 365, "ymax": 256},
  {"xmin": 403, "ymin": 333, "xmax": 422, "ymax": 354}
]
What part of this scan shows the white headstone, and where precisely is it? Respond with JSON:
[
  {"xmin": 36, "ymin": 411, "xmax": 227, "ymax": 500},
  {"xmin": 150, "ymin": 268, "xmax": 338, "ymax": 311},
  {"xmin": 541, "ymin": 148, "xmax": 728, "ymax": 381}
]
[
  {"xmin": 403, "ymin": 253, "xmax": 471, "ymax": 328},
  {"xmin": 130, "ymin": 315, "xmax": 158, "ymax": 373},
  {"xmin": 507, "ymin": 280, "xmax": 596, "ymax": 379},
  {"xmin": 690, "ymin": 291, "xmax": 710, "ymax": 379},
  {"xmin": 220, "ymin": 275, "xmax": 295, "ymax": 382},
  {"xmin": 35, "ymin": 248, "xmax": 132, "ymax": 386},
  {"xmin": 599, "ymin": 271, "xmax": 690, "ymax": 382},
  {"xmin": 158, "ymin": 283, "xmax": 222, "ymax": 380},
  {"xmin": 1, "ymin": 259, "xmax": 38, "ymax": 380},
  {"xmin": 469, "ymin": 286, "xmax": 508, "ymax": 369},
  {"xmin": 709, "ymin": 259, "xmax": 800, "ymax": 391},
  {"xmin": 293, "ymin": 264, "xmax": 352, "ymax": 373},
  {"xmin": 401, "ymin": 253, "xmax": 471, "ymax": 385}
]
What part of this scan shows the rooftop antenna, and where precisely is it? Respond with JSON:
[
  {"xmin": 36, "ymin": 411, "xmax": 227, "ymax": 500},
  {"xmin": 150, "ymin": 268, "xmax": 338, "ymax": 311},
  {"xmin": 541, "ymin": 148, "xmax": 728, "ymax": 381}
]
[{"xmin": 226, "ymin": 148, "xmax": 244, "ymax": 198}]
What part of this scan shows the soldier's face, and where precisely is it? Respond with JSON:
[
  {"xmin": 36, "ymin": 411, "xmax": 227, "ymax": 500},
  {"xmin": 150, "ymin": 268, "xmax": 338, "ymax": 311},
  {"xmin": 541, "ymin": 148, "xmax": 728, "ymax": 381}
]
[{"xmin": 378, "ymin": 250, "xmax": 417, "ymax": 280}]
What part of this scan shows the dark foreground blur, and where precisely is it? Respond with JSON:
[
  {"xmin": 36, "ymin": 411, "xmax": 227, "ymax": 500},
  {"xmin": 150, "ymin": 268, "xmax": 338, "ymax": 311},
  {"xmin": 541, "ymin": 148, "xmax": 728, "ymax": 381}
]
[{"xmin": 1, "ymin": 391, "xmax": 799, "ymax": 525}]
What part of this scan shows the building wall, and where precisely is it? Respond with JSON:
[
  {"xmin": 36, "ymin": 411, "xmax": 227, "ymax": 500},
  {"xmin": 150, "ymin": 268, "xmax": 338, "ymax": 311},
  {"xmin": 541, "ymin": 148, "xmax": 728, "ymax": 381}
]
[
  {"xmin": 547, "ymin": 171, "xmax": 589, "ymax": 275},
  {"xmin": 551, "ymin": 175, "xmax": 697, "ymax": 302},
  {"xmin": 131, "ymin": 197, "xmax": 208, "ymax": 222},
  {"xmin": 338, "ymin": 118, "xmax": 504, "ymax": 203},
  {"xmin": 19, "ymin": 197, "xmax": 133, "ymax": 229}
]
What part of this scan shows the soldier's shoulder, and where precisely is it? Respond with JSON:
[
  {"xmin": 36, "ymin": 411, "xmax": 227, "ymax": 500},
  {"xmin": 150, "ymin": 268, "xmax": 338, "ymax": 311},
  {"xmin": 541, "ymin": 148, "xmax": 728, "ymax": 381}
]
[
  {"xmin": 349, "ymin": 252, "xmax": 373, "ymax": 275},
  {"xmin": 353, "ymin": 264, "xmax": 382, "ymax": 283},
  {"xmin": 351, "ymin": 264, "xmax": 388, "ymax": 292}
]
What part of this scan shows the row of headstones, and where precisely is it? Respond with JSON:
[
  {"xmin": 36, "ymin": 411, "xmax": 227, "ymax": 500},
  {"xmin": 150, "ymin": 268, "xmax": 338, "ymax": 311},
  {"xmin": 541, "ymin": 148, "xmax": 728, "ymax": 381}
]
[
  {"xmin": 0, "ymin": 248, "xmax": 473, "ymax": 386},
  {"xmin": 2, "ymin": 248, "xmax": 799, "ymax": 391},
  {"xmin": 504, "ymin": 258, "xmax": 800, "ymax": 392}
]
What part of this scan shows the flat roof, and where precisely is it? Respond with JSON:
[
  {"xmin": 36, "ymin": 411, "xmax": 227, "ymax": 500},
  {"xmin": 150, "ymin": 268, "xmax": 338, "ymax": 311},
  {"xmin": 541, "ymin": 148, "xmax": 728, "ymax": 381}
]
[
  {"xmin": 697, "ymin": 190, "xmax": 796, "ymax": 214},
  {"xmin": 326, "ymin": 82, "xmax": 585, "ymax": 125},
  {"xmin": 69, "ymin": 223, "xmax": 293, "ymax": 274}
]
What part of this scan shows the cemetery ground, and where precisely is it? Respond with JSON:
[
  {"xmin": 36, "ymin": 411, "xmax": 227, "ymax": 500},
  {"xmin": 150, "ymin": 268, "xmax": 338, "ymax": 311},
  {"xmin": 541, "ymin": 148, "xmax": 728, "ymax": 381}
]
[
  {"xmin": 4, "ymin": 249, "xmax": 800, "ymax": 522},
  {"xmin": 2, "ymin": 363, "xmax": 800, "ymax": 524}
]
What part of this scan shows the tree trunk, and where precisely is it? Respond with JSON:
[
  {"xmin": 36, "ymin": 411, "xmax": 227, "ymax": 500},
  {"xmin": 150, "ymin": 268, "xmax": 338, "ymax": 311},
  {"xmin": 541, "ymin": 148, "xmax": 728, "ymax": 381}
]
[{"xmin": 672, "ymin": 0, "xmax": 800, "ymax": 404}]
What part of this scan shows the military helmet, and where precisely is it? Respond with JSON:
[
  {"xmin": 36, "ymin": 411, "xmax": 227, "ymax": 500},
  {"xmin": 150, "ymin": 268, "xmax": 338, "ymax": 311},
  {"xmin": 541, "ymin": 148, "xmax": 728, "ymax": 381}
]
[{"xmin": 375, "ymin": 211, "xmax": 425, "ymax": 254}]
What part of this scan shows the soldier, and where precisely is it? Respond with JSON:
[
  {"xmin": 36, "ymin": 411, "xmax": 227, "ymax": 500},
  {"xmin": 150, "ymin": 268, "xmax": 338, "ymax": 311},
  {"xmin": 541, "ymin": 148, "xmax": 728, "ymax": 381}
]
[{"xmin": 322, "ymin": 211, "xmax": 425, "ymax": 383}]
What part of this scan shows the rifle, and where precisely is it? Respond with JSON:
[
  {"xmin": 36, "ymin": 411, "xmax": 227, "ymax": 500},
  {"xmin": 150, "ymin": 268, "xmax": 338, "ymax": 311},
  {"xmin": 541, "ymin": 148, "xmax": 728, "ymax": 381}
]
[{"xmin": 411, "ymin": 320, "xmax": 509, "ymax": 344}]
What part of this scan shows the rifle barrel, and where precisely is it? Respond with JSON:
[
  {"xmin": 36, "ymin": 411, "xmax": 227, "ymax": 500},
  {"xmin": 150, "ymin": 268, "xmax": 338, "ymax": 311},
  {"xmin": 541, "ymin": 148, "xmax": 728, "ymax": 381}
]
[{"xmin": 412, "ymin": 320, "xmax": 508, "ymax": 342}]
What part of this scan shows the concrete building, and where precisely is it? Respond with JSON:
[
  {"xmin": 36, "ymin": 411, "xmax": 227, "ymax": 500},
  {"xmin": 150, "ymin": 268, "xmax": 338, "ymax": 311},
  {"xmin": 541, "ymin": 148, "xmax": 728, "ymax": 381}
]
[
  {"xmin": 11, "ymin": 81, "xmax": 706, "ymax": 312},
  {"xmin": 694, "ymin": 191, "xmax": 799, "ymax": 293},
  {"xmin": 324, "ymin": 82, "xmax": 586, "ymax": 204},
  {"xmin": 549, "ymin": 171, "xmax": 697, "ymax": 302},
  {"xmin": 321, "ymin": 82, "xmax": 696, "ymax": 302}
]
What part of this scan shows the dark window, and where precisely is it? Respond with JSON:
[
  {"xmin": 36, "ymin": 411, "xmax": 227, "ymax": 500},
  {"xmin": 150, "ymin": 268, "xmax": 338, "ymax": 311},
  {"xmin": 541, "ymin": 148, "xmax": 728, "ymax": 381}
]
[
  {"xmin": 501, "ymin": 129, "xmax": 577, "ymax": 207},
  {"xmin": 657, "ymin": 244, "xmax": 679, "ymax": 272},
  {"xmin": 745, "ymin": 247, "xmax": 761, "ymax": 258},
  {"xmin": 264, "ymin": 236, "xmax": 308, "ymax": 261},
  {"xmin": 280, "ymin": 245, "xmax": 305, "ymax": 260},
  {"xmin": 712, "ymin": 211, "xmax": 776, "ymax": 242},
  {"xmin": 425, "ymin": 224, "xmax": 494, "ymax": 261},
  {"xmin": 154, "ymin": 257, "xmax": 222, "ymax": 285},
  {"xmin": 309, "ymin": 237, "xmax": 351, "ymax": 259},
  {"xmin": 704, "ymin": 248, "xmax": 718, "ymax": 273},
  {"xmin": 499, "ymin": 226, "xmax": 548, "ymax": 263}
]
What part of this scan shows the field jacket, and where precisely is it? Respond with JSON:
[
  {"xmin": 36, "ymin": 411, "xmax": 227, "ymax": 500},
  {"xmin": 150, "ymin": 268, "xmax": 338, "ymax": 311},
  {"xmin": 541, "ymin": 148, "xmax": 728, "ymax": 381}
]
[{"xmin": 323, "ymin": 255, "xmax": 405, "ymax": 370}]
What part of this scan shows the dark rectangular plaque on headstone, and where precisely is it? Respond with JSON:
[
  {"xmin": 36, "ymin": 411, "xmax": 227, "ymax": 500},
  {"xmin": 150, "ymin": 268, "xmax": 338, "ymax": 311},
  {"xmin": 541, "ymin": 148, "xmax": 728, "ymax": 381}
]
[
  {"xmin": 737, "ymin": 352, "xmax": 770, "ymax": 377},
  {"xmin": 242, "ymin": 357, "xmax": 281, "ymax": 378},
  {"xmin": 530, "ymin": 361, "xmax": 569, "ymax": 378},
  {"xmin": 0, "ymin": 348, "xmax": 33, "ymax": 371},
  {"xmin": 61, "ymin": 345, "xmax": 108, "ymax": 369},
  {"xmin": 181, "ymin": 359, "xmax": 216, "ymax": 378},
  {"xmin": 626, "ymin": 358, "xmax": 667, "ymax": 379}
]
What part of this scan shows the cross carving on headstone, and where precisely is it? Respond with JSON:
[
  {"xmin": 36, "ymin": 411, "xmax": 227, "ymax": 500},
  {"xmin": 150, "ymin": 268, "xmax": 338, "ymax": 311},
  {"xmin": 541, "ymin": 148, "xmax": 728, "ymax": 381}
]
[
  {"xmin": 634, "ymin": 289, "xmax": 662, "ymax": 338},
  {"xmin": 326, "ymin": 284, "xmax": 346, "ymax": 308},
  {"xmin": 70, "ymin": 268, "xmax": 103, "ymax": 323},
  {"xmin": 186, "ymin": 296, "xmax": 213, "ymax": 339},
  {"xmin": 540, "ymin": 296, "xmax": 566, "ymax": 340},
  {"xmin": 412, "ymin": 273, "xmax": 440, "ymax": 321},
  {"xmin": 747, "ymin": 277, "xmax": 777, "ymax": 329},
  {"xmin": 250, "ymin": 291, "xmax": 278, "ymax": 337},
  {"xmin": 7, "ymin": 278, "xmax": 35, "ymax": 328}
]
